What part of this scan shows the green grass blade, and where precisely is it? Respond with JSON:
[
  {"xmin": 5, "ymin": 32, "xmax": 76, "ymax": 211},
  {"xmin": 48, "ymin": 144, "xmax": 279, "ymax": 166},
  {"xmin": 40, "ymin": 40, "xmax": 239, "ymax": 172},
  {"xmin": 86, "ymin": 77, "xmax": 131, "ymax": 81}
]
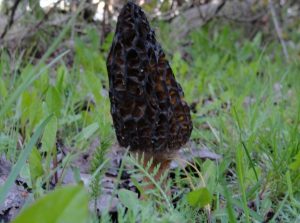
[
  {"xmin": 0, "ymin": 115, "xmax": 53, "ymax": 205},
  {"xmin": 220, "ymin": 177, "xmax": 237, "ymax": 223},
  {"xmin": 236, "ymin": 146, "xmax": 250, "ymax": 223},
  {"xmin": 233, "ymin": 107, "xmax": 258, "ymax": 181}
]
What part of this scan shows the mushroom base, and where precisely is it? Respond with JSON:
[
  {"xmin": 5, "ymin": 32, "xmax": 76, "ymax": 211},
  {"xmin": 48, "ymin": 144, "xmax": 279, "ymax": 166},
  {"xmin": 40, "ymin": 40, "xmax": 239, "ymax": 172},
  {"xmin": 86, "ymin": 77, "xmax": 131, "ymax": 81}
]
[{"xmin": 131, "ymin": 151, "xmax": 175, "ymax": 196}]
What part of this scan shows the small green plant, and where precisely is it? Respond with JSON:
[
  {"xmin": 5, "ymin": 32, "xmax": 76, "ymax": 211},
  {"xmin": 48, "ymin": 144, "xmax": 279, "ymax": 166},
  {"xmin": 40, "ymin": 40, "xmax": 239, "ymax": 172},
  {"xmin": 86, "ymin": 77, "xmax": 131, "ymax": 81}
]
[
  {"xmin": 12, "ymin": 185, "xmax": 89, "ymax": 223},
  {"xmin": 90, "ymin": 139, "xmax": 112, "ymax": 210}
]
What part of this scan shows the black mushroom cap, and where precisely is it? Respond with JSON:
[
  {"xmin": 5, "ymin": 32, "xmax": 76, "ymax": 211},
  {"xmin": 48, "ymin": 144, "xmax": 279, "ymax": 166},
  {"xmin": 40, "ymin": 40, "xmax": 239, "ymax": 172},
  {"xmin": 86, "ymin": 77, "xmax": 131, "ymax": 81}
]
[{"xmin": 106, "ymin": 2, "xmax": 192, "ymax": 155}]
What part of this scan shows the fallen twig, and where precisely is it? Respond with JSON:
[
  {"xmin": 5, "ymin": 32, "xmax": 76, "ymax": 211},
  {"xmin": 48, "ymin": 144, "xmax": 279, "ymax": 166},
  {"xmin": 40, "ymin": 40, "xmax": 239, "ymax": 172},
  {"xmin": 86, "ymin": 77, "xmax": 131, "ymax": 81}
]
[
  {"xmin": 0, "ymin": 0, "xmax": 22, "ymax": 39},
  {"xmin": 269, "ymin": 0, "xmax": 289, "ymax": 62}
]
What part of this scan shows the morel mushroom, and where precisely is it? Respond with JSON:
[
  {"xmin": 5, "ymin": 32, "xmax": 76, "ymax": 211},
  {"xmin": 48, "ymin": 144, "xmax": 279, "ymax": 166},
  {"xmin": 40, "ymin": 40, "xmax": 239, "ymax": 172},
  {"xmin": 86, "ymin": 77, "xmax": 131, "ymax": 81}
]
[{"xmin": 106, "ymin": 2, "xmax": 192, "ymax": 188}]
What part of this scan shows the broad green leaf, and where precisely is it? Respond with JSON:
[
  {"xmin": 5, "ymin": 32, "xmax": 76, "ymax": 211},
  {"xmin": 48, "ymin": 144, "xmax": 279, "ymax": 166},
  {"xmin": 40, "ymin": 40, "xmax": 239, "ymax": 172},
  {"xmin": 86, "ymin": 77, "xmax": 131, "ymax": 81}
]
[
  {"xmin": 33, "ymin": 69, "xmax": 49, "ymax": 93},
  {"xmin": 160, "ymin": 0, "xmax": 171, "ymax": 12},
  {"xmin": 0, "ymin": 78, "xmax": 8, "ymax": 99},
  {"xmin": 19, "ymin": 90, "xmax": 34, "ymax": 127},
  {"xmin": 142, "ymin": 0, "xmax": 158, "ymax": 12},
  {"xmin": 19, "ymin": 163, "xmax": 31, "ymax": 188},
  {"xmin": 12, "ymin": 185, "xmax": 89, "ymax": 223},
  {"xmin": 86, "ymin": 27, "xmax": 100, "ymax": 49},
  {"xmin": 59, "ymin": 114, "xmax": 82, "ymax": 125},
  {"xmin": 41, "ymin": 116, "xmax": 57, "ymax": 152},
  {"xmin": 46, "ymin": 87, "xmax": 62, "ymax": 117},
  {"xmin": 202, "ymin": 160, "xmax": 217, "ymax": 188},
  {"xmin": 289, "ymin": 151, "xmax": 300, "ymax": 171},
  {"xmin": 171, "ymin": 52, "xmax": 189, "ymax": 76},
  {"xmin": 83, "ymin": 71, "xmax": 103, "ymax": 103},
  {"xmin": 0, "ymin": 133, "xmax": 14, "ymax": 152},
  {"xmin": 75, "ymin": 122, "xmax": 99, "ymax": 142},
  {"xmin": 56, "ymin": 65, "xmax": 68, "ymax": 93},
  {"xmin": 29, "ymin": 147, "xmax": 44, "ymax": 181},
  {"xmin": 118, "ymin": 189, "xmax": 139, "ymax": 210},
  {"xmin": 19, "ymin": 89, "xmax": 44, "ymax": 133},
  {"xmin": 101, "ymin": 33, "xmax": 113, "ymax": 53},
  {"xmin": 186, "ymin": 187, "xmax": 212, "ymax": 208}
]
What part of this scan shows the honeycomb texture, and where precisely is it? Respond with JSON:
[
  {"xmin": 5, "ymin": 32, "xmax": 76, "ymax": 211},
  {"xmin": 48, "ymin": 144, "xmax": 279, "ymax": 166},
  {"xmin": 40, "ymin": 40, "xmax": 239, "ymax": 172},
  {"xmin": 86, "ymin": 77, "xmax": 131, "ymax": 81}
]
[{"xmin": 106, "ymin": 2, "xmax": 192, "ymax": 156}]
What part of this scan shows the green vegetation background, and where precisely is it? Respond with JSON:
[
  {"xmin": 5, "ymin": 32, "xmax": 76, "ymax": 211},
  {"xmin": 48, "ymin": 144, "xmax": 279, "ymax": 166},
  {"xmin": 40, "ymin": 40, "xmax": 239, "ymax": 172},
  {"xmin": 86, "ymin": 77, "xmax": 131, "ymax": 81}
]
[{"xmin": 0, "ymin": 17, "xmax": 299, "ymax": 222}]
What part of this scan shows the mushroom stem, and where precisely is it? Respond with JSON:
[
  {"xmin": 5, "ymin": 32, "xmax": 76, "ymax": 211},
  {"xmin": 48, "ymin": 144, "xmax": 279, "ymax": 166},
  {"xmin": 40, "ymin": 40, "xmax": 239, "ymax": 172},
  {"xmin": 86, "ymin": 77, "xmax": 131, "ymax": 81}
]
[{"xmin": 135, "ymin": 152, "xmax": 172, "ymax": 196}]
